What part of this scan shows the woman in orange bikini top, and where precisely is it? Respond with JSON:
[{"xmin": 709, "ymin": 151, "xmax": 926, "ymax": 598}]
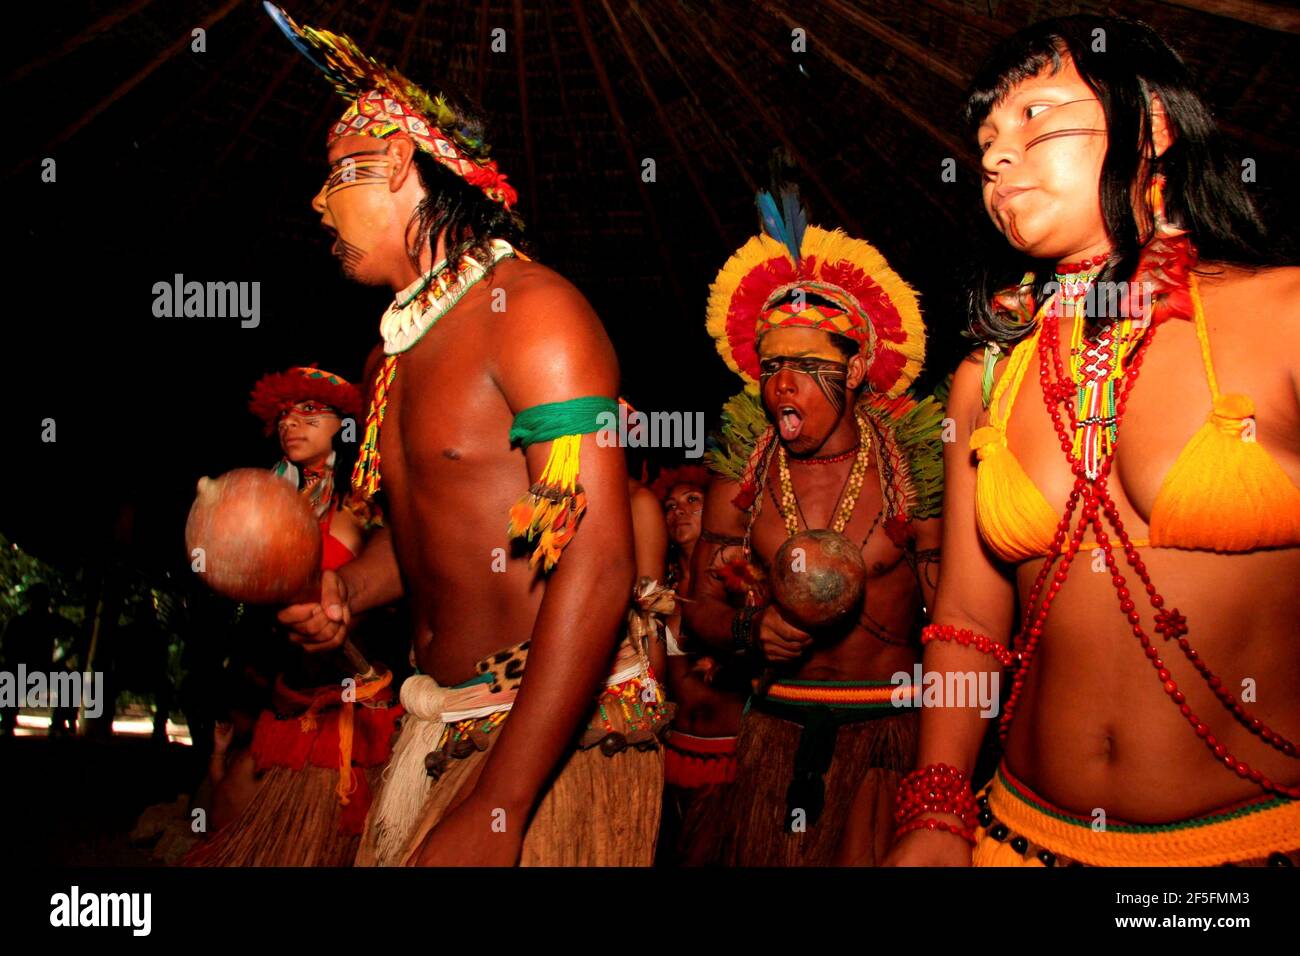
[{"xmin": 887, "ymin": 14, "xmax": 1300, "ymax": 868}]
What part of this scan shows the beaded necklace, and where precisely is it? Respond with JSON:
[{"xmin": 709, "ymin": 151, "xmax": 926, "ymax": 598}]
[
  {"xmin": 351, "ymin": 241, "xmax": 515, "ymax": 500},
  {"xmin": 1054, "ymin": 258, "xmax": 1146, "ymax": 480},
  {"xmin": 788, "ymin": 443, "xmax": 860, "ymax": 465},
  {"xmin": 998, "ymin": 302, "xmax": 1300, "ymax": 799},
  {"xmin": 774, "ymin": 406, "xmax": 872, "ymax": 538}
]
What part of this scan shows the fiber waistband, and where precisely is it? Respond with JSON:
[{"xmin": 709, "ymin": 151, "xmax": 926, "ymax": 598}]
[
  {"xmin": 759, "ymin": 678, "xmax": 915, "ymax": 712},
  {"xmin": 664, "ymin": 731, "xmax": 738, "ymax": 789},
  {"xmin": 980, "ymin": 762, "xmax": 1300, "ymax": 866}
]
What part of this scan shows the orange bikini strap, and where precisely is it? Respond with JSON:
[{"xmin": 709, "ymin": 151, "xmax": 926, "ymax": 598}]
[
  {"xmin": 989, "ymin": 309, "xmax": 1048, "ymax": 433},
  {"xmin": 1188, "ymin": 273, "xmax": 1220, "ymax": 401}
]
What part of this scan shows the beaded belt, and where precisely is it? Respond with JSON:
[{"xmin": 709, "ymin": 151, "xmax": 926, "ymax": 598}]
[
  {"xmin": 756, "ymin": 678, "xmax": 915, "ymax": 714},
  {"xmin": 975, "ymin": 763, "xmax": 1300, "ymax": 867},
  {"xmin": 424, "ymin": 641, "xmax": 673, "ymax": 779}
]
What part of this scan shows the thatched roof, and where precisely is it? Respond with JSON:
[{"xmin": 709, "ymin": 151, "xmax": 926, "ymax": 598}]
[{"xmin": 4, "ymin": 0, "xmax": 1298, "ymax": 565}]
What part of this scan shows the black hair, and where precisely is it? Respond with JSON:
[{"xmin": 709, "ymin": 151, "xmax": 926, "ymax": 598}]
[
  {"xmin": 827, "ymin": 331, "xmax": 859, "ymax": 364},
  {"xmin": 405, "ymin": 95, "xmax": 528, "ymax": 275},
  {"xmin": 963, "ymin": 14, "xmax": 1283, "ymax": 345}
]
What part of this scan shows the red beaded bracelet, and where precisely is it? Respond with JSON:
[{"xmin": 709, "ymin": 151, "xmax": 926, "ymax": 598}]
[
  {"xmin": 895, "ymin": 762, "xmax": 979, "ymax": 829},
  {"xmin": 921, "ymin": 624, "xmax": 1016, "ymax": 667},
  {"xmin": 895, "ymin": 816, "xmax": 976, "ymax": 845}
]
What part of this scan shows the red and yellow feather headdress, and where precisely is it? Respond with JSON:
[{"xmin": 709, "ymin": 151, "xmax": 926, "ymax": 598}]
[{"xmin": 707, "ymin": 189, "xmax": 924, "ymax": 398}]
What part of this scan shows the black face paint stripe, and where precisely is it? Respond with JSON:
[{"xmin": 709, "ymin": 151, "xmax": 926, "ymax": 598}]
[
  {"xmin": 1023, "ymin": 127, "xmax": 1105, "ymax": 151},
  {"xmin": 810, "ymin": 366, "xmax": 848, "ymax": 418}
]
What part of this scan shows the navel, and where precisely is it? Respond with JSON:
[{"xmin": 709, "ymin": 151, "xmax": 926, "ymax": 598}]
[{"xmin": 442, "ymin": 448, "xmax": 463, "ymax": 460}]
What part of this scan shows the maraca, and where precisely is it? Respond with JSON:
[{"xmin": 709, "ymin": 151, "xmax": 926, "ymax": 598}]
[
  {"xmin": 769, "ymin": 529, "xmax": 867, "ymax": 634},
  {"xmin": 185, "ymin": 468, "xmax": 376, "ymax": 677},
  {"xmin": 185, "ymin": 468, "xmax": 321, "ymax": 604}
]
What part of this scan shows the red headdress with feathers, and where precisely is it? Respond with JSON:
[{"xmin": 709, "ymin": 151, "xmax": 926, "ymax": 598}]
[{"xmin": 248, "ymin": 366, "xmax": 362, "ymax": 435}]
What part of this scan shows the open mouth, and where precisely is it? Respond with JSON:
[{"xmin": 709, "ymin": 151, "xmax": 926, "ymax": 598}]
[{"xmin": 778, "ymin": 405, "xmax": 804, "ymax": 441}]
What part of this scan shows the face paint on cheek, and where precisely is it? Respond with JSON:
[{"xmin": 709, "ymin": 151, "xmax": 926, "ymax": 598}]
[
  {"xmin": 320, "ymin": 150, "xmax": 388, "ymax": 277},
  {"xmin": 1023, "ymin": 126, "xmax": 1106, "ymax": 152},
  {"xmin": 760, "ymin": 357, "xmax": 849, "ymax": 418},
  {"xmin": 335, "ymin": 237, "xmax": 368, "ymax": 276},
  {"xmin": 809, "ymin": 366, "xmax": 848, "ymax": 418},
  {"xmin": 1005, "ymin": 209, "xmax": 1028, "ymax": 248}
]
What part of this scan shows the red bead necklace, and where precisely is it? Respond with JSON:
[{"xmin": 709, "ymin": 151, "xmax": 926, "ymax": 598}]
[
  {"xmin": 1055, "ymin": 252, "xmax": 1112, "ymax": 274},
  {"xmin": 788, "ymin": 443, "xmax": 860, "ymax": 465},
  {"xmin": 998, "ymin": 311, "xmax": 1300, "ymax": 799}
]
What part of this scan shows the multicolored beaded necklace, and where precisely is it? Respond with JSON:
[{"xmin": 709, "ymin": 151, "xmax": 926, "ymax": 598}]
[
  {"xmin": 774, "ymin": 405, "xmax": 872, "ymax": 538},
  {"xmin": 999, "ymin": 267, "xmax": 1300, "ymax": 799},
  {"xmin": 351, "ymin": 241, "xmax": 516, "ymax": 500},
  {"xmin": 1054, "ymin": 254, "xmax": 1145, "ymax": 480}
]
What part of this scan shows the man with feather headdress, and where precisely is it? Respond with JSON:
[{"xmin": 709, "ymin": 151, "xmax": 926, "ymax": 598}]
[
  {"xmin": 685, "ymin": 189, "xmax": 945, "ymax": 865},
  {"xmin": 262, "ymin": 3, "xmax": 668, "ymax": 867}
]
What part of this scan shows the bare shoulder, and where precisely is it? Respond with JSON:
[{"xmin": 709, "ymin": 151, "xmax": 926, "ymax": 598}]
[
  {"xmin": 487, "ymin": 257, "xmax": 618, "ymax": 404},
  {"xmin": 630, "ymin": 483, "xmax": 661, "ymax": 517},
  {"xmin": 1197, "ymin": 263, "xmax": 1300, "ymax": 327},
  {"xmin": 949, "ymin": 346, "xmax": 990, "ymax": 429},
  {"xmin": 1192, "ymin": 264, "xmax": 1300, "ymax": 390},
  {"xmin": 361, "ymin": 341, "xmax": 385, "ymax": 389},
  {"xmin": 491, "ymin": 257, "xmax": 603, "ymax": 336}
]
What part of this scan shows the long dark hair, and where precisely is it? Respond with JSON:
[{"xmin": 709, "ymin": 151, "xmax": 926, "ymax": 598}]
[
  {"xmin": 404, "ymin": 95, "xmax": 528, "ymax": 275},
  {"xmin": 963, "ymin": 15, "xmax": 1282, "ymax": 345}
]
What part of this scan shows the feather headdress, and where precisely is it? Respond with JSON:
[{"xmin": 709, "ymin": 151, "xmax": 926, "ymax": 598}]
[
  {"xmin": 707, "ymin": 187, "xmax": 925, "ymax": 399},
  {"xmin": 248, "ymin": 365, "xmax": 362, "ymax": 435},
  {"xmin": 263, "ymin": 2, "xmax": 517, "ymax": 208}
]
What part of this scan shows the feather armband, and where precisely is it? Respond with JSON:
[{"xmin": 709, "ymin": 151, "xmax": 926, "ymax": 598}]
[{"xmin": 507, "ymin": 396, "xmax": 619, "ymax": 572}]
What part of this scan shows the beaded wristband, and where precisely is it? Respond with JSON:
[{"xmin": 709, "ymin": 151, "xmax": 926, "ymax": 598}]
[
  {"xmin": 894, "ymin": 762, "xmax": 978, "ymax": 829},
  {"xmin": 920, "ymin": 624, "xmax": 1016, "ymax": 667},
  {"xmin": 895, "ymin": 816, "xmax": 976, "ymax": 845}
]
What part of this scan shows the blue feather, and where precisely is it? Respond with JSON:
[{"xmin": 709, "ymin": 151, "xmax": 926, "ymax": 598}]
[
  {"xmin": 756, "ymin": 190, "xmax": 800, "ymax": 263},
  {"xmin": 780, "ymin": 187, "xmax": 808, "ymax": 257},
  {"xmin": 263, "ymin": 3, "xmax": 343, "ymax": 86}
]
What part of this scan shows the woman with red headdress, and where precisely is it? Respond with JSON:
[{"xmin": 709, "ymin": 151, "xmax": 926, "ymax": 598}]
[{"xmin": 188, "ymin": 366, "xmax": 404, "ymax": 867}]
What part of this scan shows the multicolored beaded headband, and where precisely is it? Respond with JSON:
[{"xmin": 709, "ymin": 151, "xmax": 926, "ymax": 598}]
[{"xmin": 263, "ymin": 2, "xmax": 518, "ymax": 209}]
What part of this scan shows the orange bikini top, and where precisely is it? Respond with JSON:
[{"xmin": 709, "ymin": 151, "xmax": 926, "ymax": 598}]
[{"xmin": 971, "ymin": 274, "xmax": 1300, "ymax": 563}]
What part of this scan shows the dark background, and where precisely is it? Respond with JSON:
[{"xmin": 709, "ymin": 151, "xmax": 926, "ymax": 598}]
[{"xmin": 4, "ymin": 0, "xmax": 1298, "ymax": 579}]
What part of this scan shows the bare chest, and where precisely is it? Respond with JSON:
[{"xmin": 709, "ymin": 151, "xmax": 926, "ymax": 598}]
[
  {"xmin": 377, "ymin": 305, "xmax": 523, "ymax": 537},
  {"xmin": 748, "ymin": 460, "xmax": 903, "ymax": 579}
]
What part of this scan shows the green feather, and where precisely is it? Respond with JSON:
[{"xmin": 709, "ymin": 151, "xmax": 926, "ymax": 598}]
[
  {"xmin": 706, "ymin": 389, "xmax": 768, "ymax": 481},
  {"xmin": 884, "ymin": 390, "xmax": 947, "ymax": 521}
]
